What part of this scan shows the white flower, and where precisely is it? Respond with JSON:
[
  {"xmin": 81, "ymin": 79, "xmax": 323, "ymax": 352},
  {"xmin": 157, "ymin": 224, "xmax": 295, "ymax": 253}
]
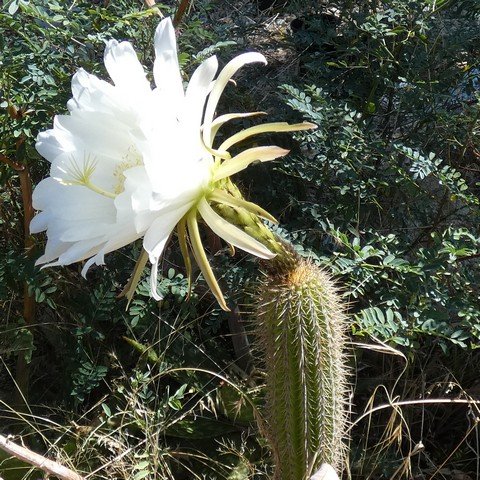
[{"xmin": 31, "ymin": 17, "xmax": 315, "ymax": 310}]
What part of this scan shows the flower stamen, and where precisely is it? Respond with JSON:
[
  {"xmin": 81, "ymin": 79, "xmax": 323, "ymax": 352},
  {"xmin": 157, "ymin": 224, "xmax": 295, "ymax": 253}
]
[
  {"xmin": 61, "ymin": 153, "xmax": 116, "ymax": 199},
  {"xmin": 113, "ymin": 147, "xmax": 143, "ymax": 194}
]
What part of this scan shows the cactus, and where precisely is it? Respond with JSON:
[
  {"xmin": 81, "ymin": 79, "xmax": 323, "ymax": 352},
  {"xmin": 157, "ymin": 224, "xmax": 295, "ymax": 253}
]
[
  {"xmin": 256, "ymin": 251, "xmax": 349, "ymax": 480},
  {"xmin": 212, "ymin": 185, "xmax": 349, "ymax": 478}
]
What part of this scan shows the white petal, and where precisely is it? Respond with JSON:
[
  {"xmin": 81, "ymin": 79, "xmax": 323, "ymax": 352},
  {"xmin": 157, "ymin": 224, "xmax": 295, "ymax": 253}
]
[
  {"xmin": 69, "ymin": 68, "xmax": 117, "ymax": 112},
  {"xmin": 143, "ymin": 203, "xmax": 193, "ymax": 263},
  {"xmin": 197, "ymin": 198, "xmax": 274, "ymax": 259},
  {"xmin": 203, "ymin": 52, "xmax": 267, "ymax": 147},
  {"xmin": 56, "ymin": 237, "xmax": 106, "ymax": 266},
  {"xmin": 30, "ymin": 211, "xmax": 48, "ymax": 234},
  {"xmin": 35, "ymin": 236, "xmax": 71, "ymax": 265},
  {"xmin": 59, "ymin": 221, "xmax": 113, "ymax": 242},
  {"xmin": 104, "ymin": 40, "xmax": 151, "ymax": 93},
  {"xmin": 136, "ymin": 133, "xmax": 210, "ymax": 201},
  {"xmin": 181, "ymin": 56, "xmax": 218, "ymax": 132},
  {"xmin": 32, "ymin": 178, "xmax": 114, "ymax": 221},
  {"xmin": 153, "ymin": 17, "xmax": 184, "ymax": 102},
  {"xmin": 114, "ymin": 166, "xmax": 157, "ymax": 233},
  {"xmin": 68, "ymin": 68, "xmax": 155, "ymax": 129},
  {"xmin": 143, "ymin": 203, "xmax": 193, "ymax": 300},
  {"xmin": 55, "ymin": 111, "xmax": 137, "ymax": 159},
  {"xmin": 150, "ymin": 257, "xmax": 162, "ymax": 301},
  {"xmin": 81, "ymin": 251, "xmax": 105, "ymax": 278},
  {"xmin": 37, "ymin": 112, "xmax": 141, "ymax": 177},
  {"xmin": 101, "ymin": 225, "xmax": 143, "ymax": 254},
  {"xmin": 36, "ymin": 128, "xmax": 65, "ymax": 164}
]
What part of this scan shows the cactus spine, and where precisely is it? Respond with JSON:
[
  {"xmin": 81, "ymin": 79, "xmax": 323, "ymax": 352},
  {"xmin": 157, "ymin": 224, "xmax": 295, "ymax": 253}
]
[{"xmin": 257, "ymin": 253, "xmax": 348, "ymax": 479}]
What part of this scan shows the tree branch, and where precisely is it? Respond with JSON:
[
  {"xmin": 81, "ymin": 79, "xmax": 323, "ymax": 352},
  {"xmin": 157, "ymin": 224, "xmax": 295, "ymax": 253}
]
[
  {"xmin": 0, "ymin": 434, "xmax": 85, "ymax": 480},
  {"xmin": 1, "ymin": 151, "xmax": 36, "ymax": 405},
  {"xmin": 173, "ymin": 0, "xmax": 191, "ymax": 27}
]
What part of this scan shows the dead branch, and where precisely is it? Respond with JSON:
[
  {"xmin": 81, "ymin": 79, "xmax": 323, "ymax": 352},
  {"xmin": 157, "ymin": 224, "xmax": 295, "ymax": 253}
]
[{"xmin": 0, "ymin": 434, "xmax": 85, "ymax": 480}]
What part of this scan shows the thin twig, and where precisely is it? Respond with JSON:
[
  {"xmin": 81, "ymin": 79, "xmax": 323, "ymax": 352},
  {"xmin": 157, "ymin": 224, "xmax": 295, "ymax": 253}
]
[
  {"xmin": 0, "ymin": 153, "xmax": 23, "ymax": 170},
  {"xmin": 0, "ymin": 434, "xmax": 85, "ymax": 480},
  {"xmin": 1, "ymin": 151, "xmax": 36, "ymax": 405},
  {"xmin": 16, "ymin": 158, "xmax": 36, "ymax": 404},
  {"xmin": 456, "ymin": 252, "xmax": 480, "ymax": 262},
  {"xmin": 349, "ymin": 397, "xmax": 480, "ymax": 432}
]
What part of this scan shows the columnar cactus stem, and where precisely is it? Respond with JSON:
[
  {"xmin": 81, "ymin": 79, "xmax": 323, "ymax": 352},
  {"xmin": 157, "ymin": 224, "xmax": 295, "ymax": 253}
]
[
  {"xmin": 212, "ymin": 183, "xmax": 349, "ymax": 478},
  {"xmin": 257, "ymin": 254, "xmax": 349, "ymax": 479}
]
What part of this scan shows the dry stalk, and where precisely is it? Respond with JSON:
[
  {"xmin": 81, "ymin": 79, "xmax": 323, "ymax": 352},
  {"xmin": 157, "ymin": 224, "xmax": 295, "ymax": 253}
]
[
  {"xmin": 0, "ymin": 434, "xmax": 85, "ymax": 480},
  {"xmin": 173, "ymin": 0, "xmax": 192, "ymax": 27},
  {"xmin": 0, "ymin": 152, "xmax": 35, "ymax": 405}
]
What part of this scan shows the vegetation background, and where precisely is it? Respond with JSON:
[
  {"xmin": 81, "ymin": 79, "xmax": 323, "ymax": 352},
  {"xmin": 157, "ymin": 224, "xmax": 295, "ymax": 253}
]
[{"xmin": 1, "ymin": 0, "xmax": 479, "ymax": 478}]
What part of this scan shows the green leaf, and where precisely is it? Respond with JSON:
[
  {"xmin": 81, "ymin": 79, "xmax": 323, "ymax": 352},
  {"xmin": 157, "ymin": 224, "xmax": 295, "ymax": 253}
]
[
  {"xmin": 133, "ymin": 470, "xmax": 150, "ymax": 480},
  {"xmin": 101, "ymin": 403, "xmax": 111, "ymax": 417},
  {"xmin": 8, "ymin": 0, "xmax": 19, "ymax": 15}
]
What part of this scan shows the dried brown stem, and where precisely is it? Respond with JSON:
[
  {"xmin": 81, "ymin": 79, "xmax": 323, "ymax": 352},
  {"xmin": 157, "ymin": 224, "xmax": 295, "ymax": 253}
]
[
  {"xmin": 0, "ymin": 434, "xmax": 85, "ymax": 480},
  {"xmin": 173, "ymin": 0, "xmax": 191, "ymax": 27},
  {"xmin": 0, "ymin": 153, "xmax": 23, "ymax": 170},
  {"xmin": 456, "ymin": 252, "xmax": 480, "ymax": 262},
  {"xmin": 349, "ymin": 397, "xmax": 480, "ymax": 432},
  {"xmin": 228, "ymin": 305, "xmax": 253, "ymax": 371},
  {"xmin": 1, "ymin": 152, "xmax": 36, "ymax": 404}
]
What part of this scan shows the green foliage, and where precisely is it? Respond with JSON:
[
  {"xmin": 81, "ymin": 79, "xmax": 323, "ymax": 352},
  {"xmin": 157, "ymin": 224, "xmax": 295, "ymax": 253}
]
[
  {"xmin": 1, "ymin": 0, "xmax": 480, "ymax": 478},
  {"xmin": 0, "ymin": 320, "xmax": 34, "ymax": 363},
  {"xmin": 277, "ymin": 0, "xmax": 480, "ymax": 352},
  {"xmin": 261, "ymin": 4, "xmax": 480, "ymax": 474},
  {"xmin": 1, "ymin": 0, "xmax": 162, "ymax": 154}
]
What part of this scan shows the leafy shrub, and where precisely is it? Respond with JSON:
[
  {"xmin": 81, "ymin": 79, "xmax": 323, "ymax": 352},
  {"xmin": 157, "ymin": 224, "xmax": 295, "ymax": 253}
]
[{"xmin": 1, "ymin": 0, "xmax": 480, "ymax": 478}]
